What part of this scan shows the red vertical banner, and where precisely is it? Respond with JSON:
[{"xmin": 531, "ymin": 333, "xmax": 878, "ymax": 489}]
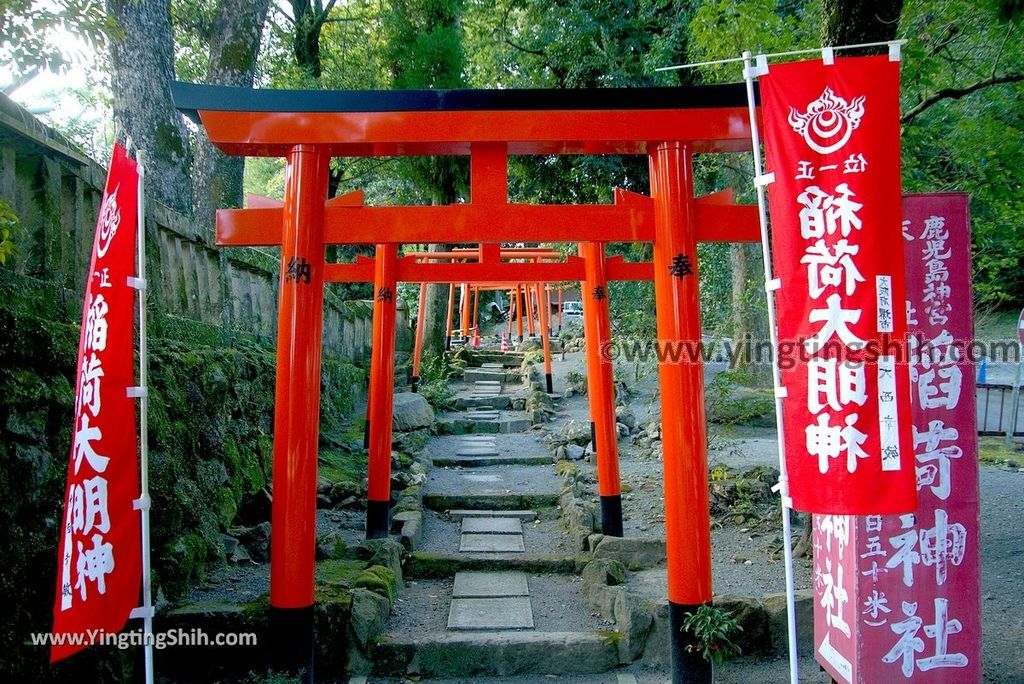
[
  {"xmin": 760, "ymin": 55, "xmax": 917, "ymax": 514},
  {"xmin": 812, "ymin": 194, "xmax": 981, "ymax": 683},
  {"xmin": 52, "ymin": 143, "xmax": 141, "ymax": 661}
]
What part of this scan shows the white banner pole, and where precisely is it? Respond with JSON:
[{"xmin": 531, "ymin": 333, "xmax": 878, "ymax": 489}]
[
  {"xmin": 742, "ymin": 50, "xmax": 800, "ymax": 684},
  {"xmin": 133, "ymin": 148, "xmax": 155, "ymax": 684}
]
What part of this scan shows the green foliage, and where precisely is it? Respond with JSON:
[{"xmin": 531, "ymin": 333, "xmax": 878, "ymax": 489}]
[
  {"xmin": 898, "ymin": 0, "xmax": 1024, "ymax": 308},
  {"xmin": 0, "ymin": 199, "xmax": 20, "ymax": 265},
  {"xmin": 0, "ymin": 0, "xmax": 119, "ymax": 81},
  {"xmin": 417, "ymin": 353, "xmax": 457, "ymax": 410},
  {"xmin": 682, "ymin": 604, "xmax": 743, "ymax": 665},
  {"xmin": 566, "ymin": 370, "xmax": 588, "ymax": 394}
]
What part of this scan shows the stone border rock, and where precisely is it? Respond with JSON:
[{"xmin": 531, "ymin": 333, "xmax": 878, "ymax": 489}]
[{"xmin": 579, "ymin": 558, "xmax": 814, "ymax": 668}]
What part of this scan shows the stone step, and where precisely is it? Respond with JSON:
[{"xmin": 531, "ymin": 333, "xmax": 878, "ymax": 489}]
[
  {"xmin": 405, "ymin": 551, "xmax": 578, "ymax": 578},
  {"xmin": 462, "ymin": 517, "xmax": 523, "ymax": 534},
  {"xmin": 442, "ymin": 417, "xmax": 532, "ymax": 434},
  {"xmin": 455, "ymin": 396, "xmax": 513, "ymax": 410},
  {"xmin": 465, "ymin": 410, "xmax": 500, "ymax": 418},
  {"xmin": 424, "ymin": 492, "xmax": 559, "ymax": 511},
  {"xmin": 463, "ymin": 368, "xmax": 517, "ymax": 383},
  {"xmin": 452, "ymin": 571, "xmax": 529, "ymax": 598},
  {"xmin": 449, "ymin": 509, "xmax": 537, "ymax": 521},
  {"xmin": 372, "ymin": 631, "xmax": 620, "ymax": 677},
  {"xmin": 447, "ymin": 596, "xmax": 533, "ymax": 630},
  {"xmin": 459, "ymin": 533, "xmax": 525, "ymax": 553},
  {"xmin": 455, "ymin": 448, "xmax": 500, "ymax": 458},
  {"xmin": 432, "ymin": 454, "xmax": 552, "ymax": 468},
  {"xmin": 459, "ymin": 434, "xmax": 498, "ymax": 442}
]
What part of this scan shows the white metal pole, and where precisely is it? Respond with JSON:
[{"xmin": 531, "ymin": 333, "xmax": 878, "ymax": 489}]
[
  {"xmin": 1008, "ymin": 342, "xmax": 1022, "ymax": 447},
  {"xmin": 135, "ymin": 149, "xmax": 155, "ymax": 684},
  {"xmin": 742, "ymin": 51, "xmax": 800, "ymax": 684}
]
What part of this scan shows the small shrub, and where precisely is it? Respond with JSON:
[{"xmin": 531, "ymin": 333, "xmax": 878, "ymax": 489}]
[{"xmin": 682, "ymin": 604, "xmax": 742, "ymax": 665}]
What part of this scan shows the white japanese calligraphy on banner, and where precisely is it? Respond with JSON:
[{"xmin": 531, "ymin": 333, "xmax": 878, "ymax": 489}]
[
  {"xmin": 814, "ymin": 194, "xmax": 981, "ymax": 683},
  {"xmin": 51, "ymin": 143, "xmax": 141, "ymax": 662}
]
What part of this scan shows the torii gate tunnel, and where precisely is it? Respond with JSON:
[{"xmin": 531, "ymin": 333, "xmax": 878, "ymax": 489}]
[{"xmin": 173, "ymin": 82, "xmax": 762, "ymax": 684}]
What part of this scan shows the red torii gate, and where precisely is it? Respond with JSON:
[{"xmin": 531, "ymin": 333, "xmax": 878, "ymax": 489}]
[
  {"xmin": 325, "ymin": 243, "xmax": 655, "ymax": 541},
  {"xmin": 173, "ymin": 82, "xmax": 761, "ymax": 684}
]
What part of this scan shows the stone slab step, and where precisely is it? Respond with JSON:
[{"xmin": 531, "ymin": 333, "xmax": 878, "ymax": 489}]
[
  {"xmin": 455, "ymin": 448, "xmax": 500, "ymax": 458},
  {"xmin": 373, "ymin": 631, "xmax": 619, "ymax": 677},
  {"xmin": 455, "ymin": 396, "xmax": 513, "ymax": 410},
  {"xmin": 405, "ymin": 552, "xmax": 578, "ymax": 578},
  {"xmin": 432, "ymin": 454, "xmax": 552, "ymax": 468},
  {"xmin": 481, "ymin": 363, "xmax": 504, "ymax": 369},
  {"xmin": 452, "ymin": 571, "xmax": 529, "ymax": 598},
  {"xmin": 462, "ymin": 517, "xmax": 523, "ymax": 534},
  {"xmin": 464, "ymin": 369, "xmax": 516, "ymax": 383},
  {"xmin": 465, "ymin": 410, "xmax": 500, "ymax": 418},
  {"xmin": 459, "ymin": 435, "xmax": 498, "ymax": 442},
  {"xmin": 459, "ymin": 533, "xmax": 525, "ymax": 553},
  {"xmin": 449, "ymin": 509, "xmax": 537, "ymax": 521},
  {"xmin": 447, "ymin": 597, "xmax": 533, "ymax": 630},
  {"xmin": 443, "ymin": 417, "xmax": 531, "ymax": 434},
  {"xmin": 425, "ymin": 493, "xmax": 559, "ymax": 511}
]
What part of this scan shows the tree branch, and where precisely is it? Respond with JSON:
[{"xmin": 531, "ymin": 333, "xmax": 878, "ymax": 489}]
[{"xmin": 902, "ymin": 72, "xmax": 1024, "ymax": 124}]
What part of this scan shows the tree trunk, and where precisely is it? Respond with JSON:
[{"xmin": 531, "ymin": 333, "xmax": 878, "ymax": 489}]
[
  {"xmin": 108, "ymin": 0, "xmax": 192, "ymax": 216},
  {"xmin": 421, "ymin": 243, "xmax": 454, "ymax": 358},
  {"xmin": 290, "ymin": 0, "xmax": 325, "ymax": 78},
  {"xmin": 730, "ymin": 241, "xmax": 749, "ymax": 369},
  {"xmin": 821, "ymin": 0, "xmax": 903, "ymax": 46},
  {"xmin": 192, "ymin": 0, "xmax": 271, "ymax": 237}
]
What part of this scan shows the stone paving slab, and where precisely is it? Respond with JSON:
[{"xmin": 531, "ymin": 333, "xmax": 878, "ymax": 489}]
[
  {"xmin": 452, "ymin": 571, "xmax": 529, "ymax": 598},
  {"xmin": 447, "ymin": 597, "xmax": 534, "ymax": 630},
  {"xmin": 462, "ymin": 517, "xmax": 523, "ymax": 534},
  {"xmin": 456, "ymin": 448, "xmax": 500, "ymax": 457},
  {"xmin": 449, "ymin": 509, "xmax": 538, "ymax": 520},
  {"xmin": 459, "ymin": 533, "xmax": 526, "ymax": 552},
  {"xmin": 372, "ymin": 631, "xmax": 619, "ymax": 676},
  {"xmin": 455, "ymin": 396, "xmax": 512, "ymax": 409},
  {"xmin": 460, "ymin": 435, "xmax": 498, "ymax": 442},
  {"xmin": 432, "ymin": 454, "xmax": 552, "ymax": 468}
]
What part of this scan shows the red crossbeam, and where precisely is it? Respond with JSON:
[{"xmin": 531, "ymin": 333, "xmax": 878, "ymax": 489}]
[{"xmin": 218, "ymin": 202, "xmax": 757, "ymax": 246}]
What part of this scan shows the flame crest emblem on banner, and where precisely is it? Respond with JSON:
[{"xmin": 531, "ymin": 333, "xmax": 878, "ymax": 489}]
[
  {"xmin": 788, "ymin": 87, "xmax": 866, "ymax": 154},
  {"xmin": 96, "ymin": 184, "xmax": 121, "ymax": 258}
]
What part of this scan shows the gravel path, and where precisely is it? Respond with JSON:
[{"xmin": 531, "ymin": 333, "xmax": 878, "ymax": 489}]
[{"xmin": 540, "ymin": 349, "xmax": 1024, "ymax": 682}]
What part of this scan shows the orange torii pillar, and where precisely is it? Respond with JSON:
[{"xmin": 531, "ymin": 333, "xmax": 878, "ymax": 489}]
[
  {"xmin": 515, "ymin": 284, "xmax": 525, "ymax": 341},
  {"xmin": 578, "ymin": 242, "xmax": 622, "ymax": 536},
  {"xmin": 472, "ymin": 286, "xmax": 481, "ymax": 340},
  {"xmin": 650, "ymin": 143, "xmax": 712, "ymax": 684},
  {"xmin": 411, "ymin": 281, "xmax": 428, "ymax": 392},
  {"xmin": 366, "ymin": 243, "xmax": 399, "ymax": 539},
  {"xmin": 506, "ymin": 288, "xmax": 515, "ymax": 339},
  {"xmin": 557, "ymin": 288, "xmax": 563, "ymax": 332},
  {"xmin": 525, "ymin": 284, "xmax": 537, "ymax": 338},
  {"xmin": 535, "ymin": 280, "xmax": 554, "ymax": 393},
  {"xmin": 267, "ymin": 146, "xmax": 327, "ymax": 681},
  {"xmin": 445, "ymin": 283, "xmax": 455, "ymax": 350},
  {"xmin": 460, "ymin": 282, "xmax": 471, "ymax": 339}
]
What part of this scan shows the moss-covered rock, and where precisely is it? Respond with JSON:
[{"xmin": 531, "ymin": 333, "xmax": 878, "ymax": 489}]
[{"xmin": 0, "ymin": 304, "xmax": 368, "ymax": 681}]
